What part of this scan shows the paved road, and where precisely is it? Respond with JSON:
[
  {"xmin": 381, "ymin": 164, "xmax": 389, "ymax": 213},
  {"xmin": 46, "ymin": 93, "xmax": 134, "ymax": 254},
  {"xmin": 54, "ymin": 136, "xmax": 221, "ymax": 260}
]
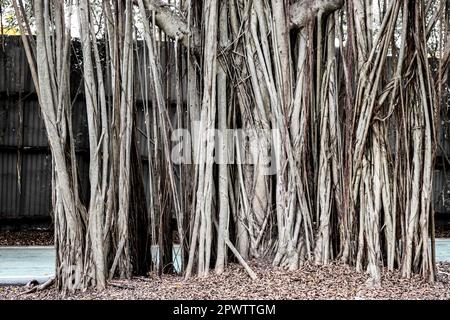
[
  {"xmin": 435, "ymin": 238, "xmax": 450, "ymax": 261},
  {"xmin": 0, "ymin": 247, "xmax": 54, "ymax": 285},
  {"xmin": 0, "ymin": 240, "xmax": 449, "ymax": 286}
]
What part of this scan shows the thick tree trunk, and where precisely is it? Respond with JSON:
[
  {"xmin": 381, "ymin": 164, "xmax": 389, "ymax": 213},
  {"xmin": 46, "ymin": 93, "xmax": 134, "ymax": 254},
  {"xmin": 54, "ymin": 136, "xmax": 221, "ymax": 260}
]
[{"xmin": 15, "ymin": 0, "xmax": 445, "ymax": 289}]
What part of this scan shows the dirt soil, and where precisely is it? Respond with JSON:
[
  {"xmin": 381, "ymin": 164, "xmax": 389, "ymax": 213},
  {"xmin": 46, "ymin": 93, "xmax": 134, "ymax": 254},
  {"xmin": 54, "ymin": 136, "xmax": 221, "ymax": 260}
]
[
  {"xmin": 436, "ymin": 228, "xmax": 450, "ymax": 238},
  {"xmin": 1, "ymin": 229, "xmax": 447, "ymax": 245},
  {"xmin": 1, "ymin": 261, "xmax": 449, "ymax": 300},
  {"xmin": 0, "ymin": 231, "xmax": 54, "ymax": 246}
]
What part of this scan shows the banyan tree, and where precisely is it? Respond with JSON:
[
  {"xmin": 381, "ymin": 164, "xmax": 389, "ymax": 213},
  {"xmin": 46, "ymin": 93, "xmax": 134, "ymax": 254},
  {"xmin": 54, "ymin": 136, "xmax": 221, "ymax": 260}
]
[{"xmin": 8, "ymin": 0, "xmax": 450, "ymax": 292}]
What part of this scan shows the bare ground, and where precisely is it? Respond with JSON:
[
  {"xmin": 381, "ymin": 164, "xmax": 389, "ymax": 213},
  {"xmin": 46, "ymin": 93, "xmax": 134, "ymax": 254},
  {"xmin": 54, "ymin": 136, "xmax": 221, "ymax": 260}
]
[
  {"xmin": 1, "ymin": 261, "xmax": 449, "ymax": 300},
  {"xmin": 1, "ymin": 228, "xmax": 448, "ymax": 245},
  {"xmin": 436, "ymin": 228, "xmax": 450, "ymax": 238},
  {"xmin": 0, "ymin": 231, "xmax": 53, "ymax": 246}
]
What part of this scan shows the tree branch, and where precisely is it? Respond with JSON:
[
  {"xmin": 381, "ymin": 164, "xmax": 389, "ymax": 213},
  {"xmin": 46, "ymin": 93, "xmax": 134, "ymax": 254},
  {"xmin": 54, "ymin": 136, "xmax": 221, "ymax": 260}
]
[
  {"xmin": 290, "ymin": 0, "xmax": 344, "ymax": 28},
  {"xmin": 137, "ymin": 0, "xmax": 201, "ymax": 50}
]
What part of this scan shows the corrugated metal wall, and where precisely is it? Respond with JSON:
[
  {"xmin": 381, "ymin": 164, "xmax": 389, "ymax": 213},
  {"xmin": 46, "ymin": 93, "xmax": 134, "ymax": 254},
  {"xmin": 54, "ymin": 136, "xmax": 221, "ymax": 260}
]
[
  {"xmin": 0, "ymin": 37, "xmax": 85, "ymax": 223},
  {"xmin": 0, "ymin": 99, "xmax": 53, "ymax": 220},
  {"xmin": 0, "ymin": 36, "xmax": 184, "ymax": 227},
  {"xmin": 0, "ymin": 36, "xmax": 51, "ymax": 222},
  {"xmin": 1, "ymin": 35, "xmax": 450, "ymax": 228}
]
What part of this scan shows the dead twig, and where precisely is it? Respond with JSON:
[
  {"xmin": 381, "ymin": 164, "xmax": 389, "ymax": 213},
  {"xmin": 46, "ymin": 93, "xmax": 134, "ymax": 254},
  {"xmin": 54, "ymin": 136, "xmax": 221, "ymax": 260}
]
[{"xmin": 19, "ymin": 277, "xmax": 55, "ymax": 295}]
